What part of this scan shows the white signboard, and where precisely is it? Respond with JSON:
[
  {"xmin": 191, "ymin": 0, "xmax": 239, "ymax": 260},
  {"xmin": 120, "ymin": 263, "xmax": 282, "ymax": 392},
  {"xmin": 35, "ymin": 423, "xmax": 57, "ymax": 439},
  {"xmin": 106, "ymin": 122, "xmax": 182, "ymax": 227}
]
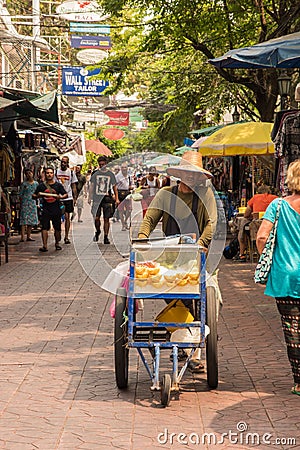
[
  {"xmin": 76, "ymin": 49, "xmax": 108, "ymax": 65},
  {"xmin": 56, "ymin": 1, "xmax": 110, "ymax": 21},
  {"xmin": 73, "ymin": 111, "xmax": 110, "ymax": 125}
]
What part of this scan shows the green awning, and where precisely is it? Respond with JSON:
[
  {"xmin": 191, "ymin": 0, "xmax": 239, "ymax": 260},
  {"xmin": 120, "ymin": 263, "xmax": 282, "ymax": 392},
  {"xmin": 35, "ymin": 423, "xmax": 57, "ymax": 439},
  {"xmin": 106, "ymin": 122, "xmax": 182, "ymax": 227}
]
[
  {"xmin": 188, "ymin": 125, "xmax": 225, "ymax": 136},
  {"xmin": 0, "ymin": 90, "xmax": 59, "ymax": 123}
]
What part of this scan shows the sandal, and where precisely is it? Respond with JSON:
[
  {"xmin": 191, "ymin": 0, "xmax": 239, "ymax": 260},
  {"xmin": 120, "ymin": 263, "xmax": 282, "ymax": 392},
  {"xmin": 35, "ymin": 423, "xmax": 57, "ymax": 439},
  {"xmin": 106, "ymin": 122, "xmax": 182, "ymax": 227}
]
[
  {"xmin": 188, "ymin": 359, "xmax": 205, "ymax": 373},
  {"xmin": 64, "ymin": 238, "xmax": 71, "ymax": 244},
  {"xmin": 170, "ymin": 349, "xmax": 188, "ymax": 361},
  {"xmin": 26, "ymin": 238, "xmax": 35, "ymax": 241},
  {"xmin": 55, "ymin": 245, "xmax": 62, "ymax": 251},
  {"xmin": 291, "ymin": 385, "xmax": 300, "ymax": 396},
  {"xmin": 39, "ymin": 247, "xmax": 48, "ymax": 252}
]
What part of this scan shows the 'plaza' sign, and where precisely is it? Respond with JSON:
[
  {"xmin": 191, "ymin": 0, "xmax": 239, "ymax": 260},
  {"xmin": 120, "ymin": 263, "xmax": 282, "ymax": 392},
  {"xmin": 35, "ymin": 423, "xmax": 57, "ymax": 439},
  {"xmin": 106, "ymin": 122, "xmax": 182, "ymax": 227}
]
[
  {"xmin": 56, "ymin": 1, "xmax": 109, "ymax": 22},
  {"xmin": 62, "ymin": 67, "xmax": 109, "ymax": 96}
]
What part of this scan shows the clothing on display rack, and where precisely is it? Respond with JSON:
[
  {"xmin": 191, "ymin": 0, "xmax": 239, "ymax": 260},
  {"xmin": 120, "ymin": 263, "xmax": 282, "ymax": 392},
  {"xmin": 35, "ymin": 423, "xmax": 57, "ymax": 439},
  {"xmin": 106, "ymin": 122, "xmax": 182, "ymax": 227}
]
[
  {"xmin": 272, "ymin": 110, "xmax": 300, "ymax": 194},
  {"xmin": 0, "ymin": 141, "xmax": 15, "ymax": 185}
]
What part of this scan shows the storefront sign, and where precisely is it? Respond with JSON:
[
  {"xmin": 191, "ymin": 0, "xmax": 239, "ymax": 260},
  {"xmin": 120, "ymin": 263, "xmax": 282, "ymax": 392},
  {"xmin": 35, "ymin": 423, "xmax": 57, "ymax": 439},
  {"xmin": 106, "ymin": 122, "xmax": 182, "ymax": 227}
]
[
  {"xmin": 73, "ymin": 111, "xmax": 110, "ymax": 125},
  {"xmin": 62, "ymin": 67, "xmax": 109, "ymax": 96},
  {"xmin": 70, "ymin": 22, "xmax": 110, "ymax": 34},
  {"xmin": 56, "ymin": 1, "xmax": 109, "ymax": 22},
  {"xmin": 104, "ymin": 110, "xmax": 129, "ymax": 126},
  {"xmin": 76, "ymin": 49, "xmax": 108, "ymax": 65},
  {"xmin": 71, "ymin": 35, "xmax": 111, "ymax": 49},
  {"xmin": 66, "ymin": 95, "xmax": 110, "ymax": 111}
]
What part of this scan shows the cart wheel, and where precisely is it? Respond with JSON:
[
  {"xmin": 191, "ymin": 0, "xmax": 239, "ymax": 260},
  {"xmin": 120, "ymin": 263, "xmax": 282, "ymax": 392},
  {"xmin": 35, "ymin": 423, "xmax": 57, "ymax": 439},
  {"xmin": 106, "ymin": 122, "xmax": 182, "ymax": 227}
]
[
  {"xmin": 161, "ymin": 374, "xmax": 171, "ymax": 407},
  {"xmin": 114, "ymin": 288, "xmax": 129, "ymax": 389},
  {"xmin": 206, "ymin": 286, "xmax": 218, "ymax": 389}
]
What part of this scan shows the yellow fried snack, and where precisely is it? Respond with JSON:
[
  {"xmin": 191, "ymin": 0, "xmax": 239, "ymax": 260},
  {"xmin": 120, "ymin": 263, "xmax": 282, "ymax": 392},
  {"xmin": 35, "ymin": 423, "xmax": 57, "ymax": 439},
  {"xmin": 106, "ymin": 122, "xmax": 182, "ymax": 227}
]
[
  {"xmin": 176, "ymin": 272, "xmax": 189, "ymax": 280},
  {"xmin": 148, "ymin": 267, "xmax": 160, "ymax": 276},
  {"xmin": 136, "ymin": 265, "xmax": 146, "ymax": 275},
  {"xmin": 149, "ymin": 274, "xmax": 162, "ymax": 283},
  {"xmin": 188, "ymin": 278, "xmax": 199, "ymax": 285},
  {"xmin": 136, "ymin": 268, "xmax": 149, "ymax": 279},
  {"xmin": 152, "ymin": 280, "xmax": 164, "ymax": 289},
  {"xmin": 166, "ymin": 281, "xmax": 176, "ymax": 288},
  {"xmin": 164, "ymin": 273, "xmax": 177, "ymax": 282},
  {"xmin": 177, "ymin": 278, "xmax": 188, "ymax": 286},
  {"xmin": 189, "ymin": 272, "xmax": 200, "ymax": 280},
  {"xmin": 136, "ymin": 279, "xmax": 148, "ymax": 287}
]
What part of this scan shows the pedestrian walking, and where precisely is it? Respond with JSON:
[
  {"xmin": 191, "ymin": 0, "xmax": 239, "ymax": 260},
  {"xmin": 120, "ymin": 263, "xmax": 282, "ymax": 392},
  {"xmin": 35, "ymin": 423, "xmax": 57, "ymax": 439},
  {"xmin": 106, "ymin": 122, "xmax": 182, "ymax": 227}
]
[
  {"xmin": 256, "ymin": 160, "xmax": 300, "ymax": 395},
  {"xmin": 88, "ymin": 156, "xmax": 119, "ymax": 244},
  {"xmin": 73, "ymin": 165, "xmax": 86, "ymax": 222},
  {"xmin": 55, "ymin": 156, "xmax": 78, "ymax": 244},
  {"xmin": 19, "ymin": 168, "xmax": 38, "ymax": 242},
  {"xmin": 116, "ymin": 163, "xmax": 133, "ymax": 230},
  {"xmin": 33, "ymin": 167, "xmax": 67, "ymax": 252},
  {"xmin": 139, "ymin": 166, "xmax": 160, "ymax": 217}
]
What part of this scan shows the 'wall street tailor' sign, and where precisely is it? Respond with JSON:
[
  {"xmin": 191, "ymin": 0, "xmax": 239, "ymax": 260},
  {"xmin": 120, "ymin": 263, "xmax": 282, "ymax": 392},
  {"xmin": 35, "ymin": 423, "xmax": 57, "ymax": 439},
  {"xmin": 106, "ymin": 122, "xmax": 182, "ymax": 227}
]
[
  {"xmin": 71, "ymin": 35, "xmax": 111, "ymax": 49},
  {"xmin": 62, "ymin": 67, "xmax": 109, "ymax": 96}
]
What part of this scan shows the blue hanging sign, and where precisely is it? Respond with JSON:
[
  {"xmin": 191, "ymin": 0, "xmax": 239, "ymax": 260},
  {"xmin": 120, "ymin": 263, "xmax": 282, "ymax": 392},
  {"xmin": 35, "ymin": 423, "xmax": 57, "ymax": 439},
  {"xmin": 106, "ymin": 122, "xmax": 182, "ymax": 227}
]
[
  {"xmin": 70, "ymin": 22, "xmax": 110, "ymax": 34},
  {"xmin": 62, "ymin": 67, "xmax": 109, "ymax": 96},
  {"xmin": 70, "ymin": 35, "xmax": 111, "ymax": 49}
]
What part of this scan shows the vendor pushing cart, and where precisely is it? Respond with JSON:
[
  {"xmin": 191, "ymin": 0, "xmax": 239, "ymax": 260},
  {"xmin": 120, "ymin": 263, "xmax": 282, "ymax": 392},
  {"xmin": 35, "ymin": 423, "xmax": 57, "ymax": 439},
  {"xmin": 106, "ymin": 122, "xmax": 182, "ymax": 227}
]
[
  {"xmin": 137, "ymin": 151, "xmax": 217, "ymax": 373},
  {"xmin": 113, "ymin": 152, "xmax": 222, "ymax": 406}
]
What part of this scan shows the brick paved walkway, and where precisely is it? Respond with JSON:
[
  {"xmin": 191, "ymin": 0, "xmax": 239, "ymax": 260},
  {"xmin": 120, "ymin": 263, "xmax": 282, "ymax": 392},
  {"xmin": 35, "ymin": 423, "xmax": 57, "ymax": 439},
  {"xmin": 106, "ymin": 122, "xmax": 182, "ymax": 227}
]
[{"xmin": 0, "ymin": 206, "xmax": 299, "ymax": 449}]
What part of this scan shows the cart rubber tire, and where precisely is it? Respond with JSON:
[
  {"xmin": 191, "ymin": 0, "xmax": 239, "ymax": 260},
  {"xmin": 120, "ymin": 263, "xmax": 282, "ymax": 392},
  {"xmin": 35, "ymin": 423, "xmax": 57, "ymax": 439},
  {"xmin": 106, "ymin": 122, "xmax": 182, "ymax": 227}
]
[
  {"xmin": 206, "ymin": 286, "xmax": 218, "ymax": 389},
  {"xmin": 161, "ymin": 374, "xmax": 171, "ymax": 407},
  {"xmin": 114, "ymin": 288, "xmax": 129, "ymax": 389}
]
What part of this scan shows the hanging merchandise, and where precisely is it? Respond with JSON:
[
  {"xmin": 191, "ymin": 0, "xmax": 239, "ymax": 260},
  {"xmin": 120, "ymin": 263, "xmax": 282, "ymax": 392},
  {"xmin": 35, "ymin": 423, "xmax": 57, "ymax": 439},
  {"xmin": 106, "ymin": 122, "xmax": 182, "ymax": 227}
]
[
  {"xmin": 0, "ymin": 141, "xmax": 15, "ymax": 185},
  {"xmin": 272, "ymin": 110, "xmax": 300, "ymax": 194}
]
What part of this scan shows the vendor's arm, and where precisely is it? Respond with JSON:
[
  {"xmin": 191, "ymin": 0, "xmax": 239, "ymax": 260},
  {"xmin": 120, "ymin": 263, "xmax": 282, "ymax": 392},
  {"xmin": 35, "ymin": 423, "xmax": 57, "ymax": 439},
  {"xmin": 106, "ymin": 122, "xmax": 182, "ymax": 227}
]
[
  {"xmin": 138, "ymin": 190, "xmax": 164, "ymax": 238},
  {"xmin": 197, "ymin": 185, "xmax": 217, "ymax": 247},
  {"xmin": 197, "ymin": 214, "xmax": 212, "ymax": 248}
]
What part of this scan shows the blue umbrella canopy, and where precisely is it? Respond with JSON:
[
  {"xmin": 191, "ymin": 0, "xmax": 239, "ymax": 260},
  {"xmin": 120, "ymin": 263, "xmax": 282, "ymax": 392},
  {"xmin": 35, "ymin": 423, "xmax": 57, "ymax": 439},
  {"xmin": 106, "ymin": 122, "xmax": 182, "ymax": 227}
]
[{"xmin": 209, "ymin": 32, "xmax": 300, "ymax": 69}]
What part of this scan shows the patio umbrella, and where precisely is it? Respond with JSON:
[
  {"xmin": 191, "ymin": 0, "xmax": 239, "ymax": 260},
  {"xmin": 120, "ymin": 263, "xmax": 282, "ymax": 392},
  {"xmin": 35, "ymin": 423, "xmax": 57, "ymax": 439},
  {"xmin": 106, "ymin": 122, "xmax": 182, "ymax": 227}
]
[
  {"xmin": 198, "ymin": 122, "xmax": 274, "ymax": 196},
  {"xmin": 85, "ymin": 140, "xmax": 112, "ymax": 156},
  {"xmin": 174, "ymin": 145, "xmax": 194, "ymax": 156},
  {"xmin": 209, "ymin": 31, "xmax": 300, "ymax": 69},
  {"xmin": 198, "ymin": 122, "xmax": 274, "ymax": 156},
  {"xmin": 191, "ymin": 136, "xmax": 208, "ymax": 149},
  {"xmin": 145, "ymin": 154, "xmax": 181, "ymax": 167}
]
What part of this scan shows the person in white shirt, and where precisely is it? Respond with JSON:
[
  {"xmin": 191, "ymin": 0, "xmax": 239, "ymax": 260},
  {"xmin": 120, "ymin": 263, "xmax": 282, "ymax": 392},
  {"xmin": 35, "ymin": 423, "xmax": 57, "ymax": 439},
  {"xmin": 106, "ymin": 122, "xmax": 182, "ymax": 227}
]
[
  {"xmin": 55, "ymin": 156, "xmax": 78, "ymax": 244},
  {"xmin": 116, "ymin": 163, "xmax": 134, "ymax": 230}
]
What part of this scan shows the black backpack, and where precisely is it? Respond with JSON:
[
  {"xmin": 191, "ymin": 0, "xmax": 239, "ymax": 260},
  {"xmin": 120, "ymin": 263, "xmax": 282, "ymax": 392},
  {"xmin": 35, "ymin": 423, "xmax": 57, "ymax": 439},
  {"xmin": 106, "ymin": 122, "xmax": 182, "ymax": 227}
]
[{"xmin": 223, "ymin": 237, "xmax": 239, "ymax": 259}]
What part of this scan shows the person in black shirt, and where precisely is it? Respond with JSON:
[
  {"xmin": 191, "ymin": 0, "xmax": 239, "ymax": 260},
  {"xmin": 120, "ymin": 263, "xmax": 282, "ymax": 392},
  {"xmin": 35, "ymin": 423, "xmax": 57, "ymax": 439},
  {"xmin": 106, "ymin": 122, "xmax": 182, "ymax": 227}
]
[
  {"xmin": 33, "ymin": 167, "xmax": 67, "ymax": 252},
  {"xmin": 88, "ymin": 156, "xmax": 119, "ymax": 244}
]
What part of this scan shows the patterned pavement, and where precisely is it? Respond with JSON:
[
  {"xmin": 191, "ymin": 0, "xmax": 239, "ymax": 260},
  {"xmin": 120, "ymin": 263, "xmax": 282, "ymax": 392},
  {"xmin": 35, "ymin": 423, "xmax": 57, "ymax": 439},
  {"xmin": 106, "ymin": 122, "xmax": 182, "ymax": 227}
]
[{"xmin": 0, "ymin": 204, "xmax": 299, "ymax": 449}]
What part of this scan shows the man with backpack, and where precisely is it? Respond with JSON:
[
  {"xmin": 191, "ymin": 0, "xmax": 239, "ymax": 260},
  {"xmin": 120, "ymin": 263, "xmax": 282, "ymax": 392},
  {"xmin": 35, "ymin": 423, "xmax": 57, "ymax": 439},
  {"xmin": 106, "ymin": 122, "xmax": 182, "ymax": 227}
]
[{"xmin": 55, "ymin": 156, "xmax": 78, "ymax": 244}]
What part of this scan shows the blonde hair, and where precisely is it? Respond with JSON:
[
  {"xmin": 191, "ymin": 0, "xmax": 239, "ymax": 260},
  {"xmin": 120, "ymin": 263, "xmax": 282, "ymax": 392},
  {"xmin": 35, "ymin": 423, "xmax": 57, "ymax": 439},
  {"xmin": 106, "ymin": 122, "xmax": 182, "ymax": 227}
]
[{"xmin": 286, "ymin": 160, "xmax": 300, "ymax": 193}]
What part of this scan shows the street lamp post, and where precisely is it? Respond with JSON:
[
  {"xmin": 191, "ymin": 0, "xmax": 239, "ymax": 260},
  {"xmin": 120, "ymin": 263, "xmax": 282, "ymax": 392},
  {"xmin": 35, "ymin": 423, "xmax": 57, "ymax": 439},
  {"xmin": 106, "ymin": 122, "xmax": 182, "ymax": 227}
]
[
  {"xmin": 232, "ymin": 105, "xmax": 240, "ymax": 122},
  {"xmin": 278, "ymin": 71, "xmax": 292, "ymax": 110}
]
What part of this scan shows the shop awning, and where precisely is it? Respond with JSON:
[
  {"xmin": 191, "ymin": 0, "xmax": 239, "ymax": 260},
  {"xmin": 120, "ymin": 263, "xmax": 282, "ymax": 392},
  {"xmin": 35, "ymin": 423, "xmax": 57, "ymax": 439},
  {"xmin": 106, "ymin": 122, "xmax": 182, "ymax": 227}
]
[
  {"xmin": 0, "ymin": 90, "xmax": 59, "ymax": 123},
  {"xmin": 16, "ymin": 117, "xmax": 67, "ymax": 137}
]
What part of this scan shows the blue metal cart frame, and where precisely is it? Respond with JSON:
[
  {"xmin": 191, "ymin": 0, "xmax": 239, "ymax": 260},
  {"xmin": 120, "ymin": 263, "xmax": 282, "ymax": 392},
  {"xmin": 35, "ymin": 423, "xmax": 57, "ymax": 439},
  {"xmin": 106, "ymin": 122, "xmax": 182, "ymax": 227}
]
[{"xmin": 114, "ymin": 243, "xmax": 218, "ymax": 406}]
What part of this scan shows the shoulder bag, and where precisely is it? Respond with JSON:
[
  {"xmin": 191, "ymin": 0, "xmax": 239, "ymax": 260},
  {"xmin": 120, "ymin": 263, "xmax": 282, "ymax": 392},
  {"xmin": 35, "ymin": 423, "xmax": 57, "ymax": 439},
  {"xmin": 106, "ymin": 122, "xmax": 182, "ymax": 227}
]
[{"xmin": 254, "ymin": 198, "xmax": 282, "ymax": 285}]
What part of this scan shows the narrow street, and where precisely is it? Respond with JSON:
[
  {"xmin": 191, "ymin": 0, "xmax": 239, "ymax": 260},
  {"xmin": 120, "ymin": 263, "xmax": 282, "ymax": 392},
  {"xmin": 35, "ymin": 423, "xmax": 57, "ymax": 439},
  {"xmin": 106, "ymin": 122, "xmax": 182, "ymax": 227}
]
[{"xmin": 0, "ymin": 207, "xmax": 299, "ymax": 450}]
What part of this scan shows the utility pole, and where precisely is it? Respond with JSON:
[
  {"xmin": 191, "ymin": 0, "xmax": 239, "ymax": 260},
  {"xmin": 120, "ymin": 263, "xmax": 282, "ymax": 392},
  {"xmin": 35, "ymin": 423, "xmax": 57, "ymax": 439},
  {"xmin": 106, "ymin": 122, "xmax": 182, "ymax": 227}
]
[{"xmin": 32, "ymin": 0, "xmax": 40, "ymax": 91}]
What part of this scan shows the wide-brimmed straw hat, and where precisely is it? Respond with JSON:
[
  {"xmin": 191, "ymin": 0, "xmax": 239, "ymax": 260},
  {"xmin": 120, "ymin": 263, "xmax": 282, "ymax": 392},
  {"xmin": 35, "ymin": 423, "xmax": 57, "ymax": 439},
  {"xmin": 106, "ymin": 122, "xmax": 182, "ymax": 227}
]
[{"xmin": 167, "ymin": 151, "xmax": 213, "ymax": 179}]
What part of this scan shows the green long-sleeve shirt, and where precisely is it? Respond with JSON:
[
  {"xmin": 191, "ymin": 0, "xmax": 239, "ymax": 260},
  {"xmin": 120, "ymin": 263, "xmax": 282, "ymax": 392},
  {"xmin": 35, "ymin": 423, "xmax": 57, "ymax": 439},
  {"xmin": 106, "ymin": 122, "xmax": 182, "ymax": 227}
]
[{"xmin": 138, "ymin": 185, "xmax": 217, "ymax": 247}]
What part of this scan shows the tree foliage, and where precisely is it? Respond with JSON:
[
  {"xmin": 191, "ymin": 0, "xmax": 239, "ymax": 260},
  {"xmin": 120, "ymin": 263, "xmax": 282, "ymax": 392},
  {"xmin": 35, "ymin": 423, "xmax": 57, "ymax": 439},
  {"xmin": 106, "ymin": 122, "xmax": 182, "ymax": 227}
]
[{"xmin": 98, "ymin": 0, "xmax": 300, "ymax": 128}]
